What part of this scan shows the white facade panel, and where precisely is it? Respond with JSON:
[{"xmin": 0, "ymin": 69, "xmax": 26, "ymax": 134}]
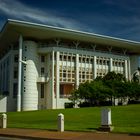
[
  {"xmin": 0, "ymin": 96, "xmax": 7, "ymax": 112},
  {"xmin": 130, "ymin": 55, "xmax": 139, "ymax": 76},
  {"xmin": 22, "ymin": 41, "xmax": 39, "ymax": 111}
]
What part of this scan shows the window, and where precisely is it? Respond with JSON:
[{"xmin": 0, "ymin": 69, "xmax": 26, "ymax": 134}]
[
  {"xmin": 68, "ymin": 56, "xmax": 71, "ymax": 61},
  {"xmin": 14, "ymin": 55, "xmax": 18, "ymax": 62},
  {"xmin": 41, "ymin": 67, "xmax": 45, "ymax": 76},
  {"xmin": 24, "ymin": 76, "xmax": 26, "ymax": 81},
  {"xmin": 41, "ymin": 84, "xmax": 44, "ymax": 98},
  {"xmin": 25, "ymin": 46, "xmax": 27, "ymax": 51},
  {"xmin": 41, "ymin": 56, "xmax": 45, "ymax": 62},
  {"xmin": 13, "ymin": 83, "xmax": 18, "ymax": 98},
  {"xmin": 82, "ymin": 74, "xmax": 85, "ymax": 79},
  {"xmin": 24, "ymin": 57, "xmax": 27, "ymax": 61},
  {"xmin": 60, "ymin": 84, "xmax": 64, "ymax": 95},
  {"xmin": 14, "ymin": 67, "xmax": 18, "ymax": 79},
  {"xmin": 63, "ymin": 70, "xmax": 66, "ymax": 78},
  {"xmin": 60, "ymin": 55, "xmax": 62, "ymax": 61},
  {"xmin": 23, "ymin": 87, "xmax": 25, "ymax": 92},
  {"xmin": 72, "ymin": 56, "xmax": 75, "ymax": 61},
  {"xmin": 24, "ymin": 65, "xmax": 26, "ymax": 71},
  {"xmin": 63, "ymin": 55, "xmax": 66, "ymax": 61}
]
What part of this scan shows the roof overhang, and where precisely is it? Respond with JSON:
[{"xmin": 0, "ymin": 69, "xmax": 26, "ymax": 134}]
[{"xmin": 0, "ymin": 19, "xmax": 140, "ymax": 54}]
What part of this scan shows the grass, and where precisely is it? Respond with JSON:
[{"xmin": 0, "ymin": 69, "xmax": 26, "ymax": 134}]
[{"xmin": 5, "ymin": 104, "xmax": 140, "ymax": 134}]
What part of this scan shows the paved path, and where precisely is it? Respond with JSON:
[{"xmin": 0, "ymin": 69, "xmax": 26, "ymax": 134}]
[
  {"xmin": 0, "ymin": 128, "xmax": 139, "ymax": 140},
  {"xmin": 0, "ymin": 137, "xmax": 29, "ymax": 140}
]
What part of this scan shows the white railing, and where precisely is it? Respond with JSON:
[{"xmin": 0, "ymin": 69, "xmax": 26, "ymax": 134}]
[
  {"xmin": 38, "ymin": 44, "xmax": 127, "ymax": 56},
  {"xmin": 37, "ymin": 74, "xmax": 49, "ymax": 83},
  {"xmin": 60, "ymin": 94, "xmax": 71, "ymax": 98}
]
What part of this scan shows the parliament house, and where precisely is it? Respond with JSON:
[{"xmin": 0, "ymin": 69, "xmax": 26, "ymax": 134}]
[{"xmin": 0, "ymin": 19, "xmax": 140, "ymax": 112}]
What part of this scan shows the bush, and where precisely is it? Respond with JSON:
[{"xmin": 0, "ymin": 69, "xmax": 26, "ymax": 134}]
[
  {"xmin": 78, "ymin": 102, "xmax": 91, "ymax": 107},
  {"xmin": 128, "ymin": 100, "xmax": 140, "ymax": 104},
  {"xmin": 99, "ymin": 101, "xmax": 112, "ymax": 106},
  {"xmin": 65, "ymin": 102, "xmax": 74, "ymax": 108}
]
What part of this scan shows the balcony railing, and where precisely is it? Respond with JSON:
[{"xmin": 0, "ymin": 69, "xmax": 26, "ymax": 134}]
[
  {"xmin": 37, "ymin": 74, "xmax": 49, "ymax": 83},
  {"xmin": 38, "ymin": 44, "xmax": 128, "ymax": 56},
  {"xmin": 60, "ymin": 94, "xmax": 71, "ymax": 98}
]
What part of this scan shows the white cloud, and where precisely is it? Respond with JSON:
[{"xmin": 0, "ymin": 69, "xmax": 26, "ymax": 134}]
[
  {"xmin": 0, "ymin": 0, "xmax": 88, "ymax": 30},
  {"xmin": 0, "ymin": 0, "xmax": 140, "ymax": 41}
]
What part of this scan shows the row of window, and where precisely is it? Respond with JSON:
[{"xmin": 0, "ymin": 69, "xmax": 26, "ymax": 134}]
[
  {"xmin": 97, "ymin": 72, "xmax": 108, "ymax": 77},
  {"xmin": 12, "ymin": 83, "xmax": 45, "ymax": 99},
  {"xmin": 0, "ymin": 57, "xmax": 10, "ymax": 92},
  {"xmin": 113, "ymin": 61, "xmax": 125, "ymax": 67},
  {"xmin": 60, "ymin": 69, "xmax": 75, "ymax": 82},
  {"xmin": 0, "ymin": 60, "xmax": 9, "ymax": 69},
  {"xmin": 79, "ymin": 73, "xmax": 93, "ymax": 83},
  {"xmin": 22, "ymin": 54, "xmax": 126, "ymax": 68},
  {"xmin": 14, "ymin": 54, "xmax": 46, "ymax": 63}
]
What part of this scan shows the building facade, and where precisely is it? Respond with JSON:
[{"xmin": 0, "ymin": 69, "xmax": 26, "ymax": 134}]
[{"xmin": 0, "ymin": 19, "xmax": 140, "ymax": 112}]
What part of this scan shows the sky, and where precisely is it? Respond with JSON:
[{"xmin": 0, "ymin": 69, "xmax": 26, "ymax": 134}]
[{"xmin": 0, "ymin": 0, "xmax": 140, "ymax": 41}]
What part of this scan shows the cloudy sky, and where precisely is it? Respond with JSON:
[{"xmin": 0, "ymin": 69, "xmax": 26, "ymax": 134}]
[{"xmin": 0, "ymin": 0, "xmax": 140, "ymax": 41}]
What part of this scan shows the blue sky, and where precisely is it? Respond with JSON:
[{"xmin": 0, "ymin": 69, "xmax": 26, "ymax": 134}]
[{"xmin": 0, "ymin": 0, "xmax": 140, "ymax": 41}]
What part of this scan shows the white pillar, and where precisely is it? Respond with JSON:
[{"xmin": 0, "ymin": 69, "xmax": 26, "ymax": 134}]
[
  {"xmin": 56, "ymin": 51, "xmax": 60, "ymax": 108},
  {"xmin": 100, "ymin": 108, "xmax": 113, "ymax": 131},
  {"xmin": 93, "ymin": 56, "xmax": 97, "ymax": 79},
  {"xmin": 58, "ymin": 113, "xmax": 64, "ymax": 132},
  {"xmin": 128, "ymin": 59, "xmax": 131, "ymax": 81},
  {"xmin": 125, "ymin": 60, "xmax": 128, "ymax": 79},
  {"xmin": 101, "ymin": 108, "xmax": 112, "ymax": 126},
  {"xmin": 75, "ymin": 54, "xmax": 79, "ymax": 89},
  {"xmin": 0, "ymin": 114, "xmax": 7, "ymax": 128},
  {"xmin": 51, "ymin": 51, "xmax": 55, "ymax": 108},
  {"xmin": 17, "ymin": 35, "xmax": 23, "ymax": 112},
  {"xmin": 110, "ymin": 58, "xmax": 113, "ymax": 72}
]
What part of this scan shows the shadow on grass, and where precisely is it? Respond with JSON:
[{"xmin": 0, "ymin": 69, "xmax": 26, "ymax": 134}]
[
  {"xmin": 129, "ymin": 133, "xmax": 140, "ymax": 136},
  {"xmin": 112, "ymin": 131, "xmax": 140, "ymax": 136},
  {"xmin": 45, "ymin": 129, "xmax": 57, "ymax": 132},
  {"xmin": 87, "ymin": 128, "xmax": 98, "ymax": 131}
]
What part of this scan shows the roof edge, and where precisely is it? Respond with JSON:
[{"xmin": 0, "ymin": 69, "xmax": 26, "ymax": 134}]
[{"xmin": 6, "ymin": 19, "xmax": 140, "ymax": 45}]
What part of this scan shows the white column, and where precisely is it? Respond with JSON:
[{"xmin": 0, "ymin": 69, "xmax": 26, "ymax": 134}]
[
  {"xmin": 93, "ymin": 56, "xmax": 97, "ymax": 79},
  {"xmin": 58, "ymin": 113, "xmax": 64, "ymax": 132},
  {"xmin": 125, "ymin": 60, "xmax": 128, "ymax": 79},
  {"xmin": 56, "ymin": 51, "xmax": 60, "ymax": 108},
  {"xmin": 101, "ymin": 108, "xmax": 112, "ymax": 126},
  {"xmin": 51, "ymin": 51, "xmax": 55, "ymax": 108},
  {"xmin": 22, "ymin": 41, "xmax": 38, "ymax": 111},
  {"xmin": 100, "ymin": 108, "xmax": 113, "ymax": 131},
  {"xmin": 17, "ymin": 35, "xmax": 23, "ymax": 112},
  {"xmin": 110, "ymin": 58, "xmax": 113, "ymax": 72},
  {"xmin": 75, "ymin": 54, "xmax": 79, "ymax": 89},
  {"xmin": 128, "ymin": 59, "xmax": 131, "ymax": 81},
  {"xmin": 0, "ymin": 114, "xmax": 7, "ymax": 128}
]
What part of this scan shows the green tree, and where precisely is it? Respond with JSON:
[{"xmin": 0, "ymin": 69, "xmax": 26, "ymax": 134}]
[
  {"xmin": 103, "ymin": 71, "xmax": 126, "ymax": 82},
  {"xmin": 70, "ymin": 80, "xmax": 112, "ymax": 106},
  {"xmin": 69, "ymin": 71, "xmax": 140, "ymax": 107}
]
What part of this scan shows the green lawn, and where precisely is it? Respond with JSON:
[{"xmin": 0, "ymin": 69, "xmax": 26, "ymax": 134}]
[{"xmin": 5, "ymin": 104, "xmax": 140, "ymax": 134}]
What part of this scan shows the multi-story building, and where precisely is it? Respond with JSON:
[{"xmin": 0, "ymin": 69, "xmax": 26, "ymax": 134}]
[{"xmin": 0, "ymin": 19, "xmax": 140, "ymax": 112}]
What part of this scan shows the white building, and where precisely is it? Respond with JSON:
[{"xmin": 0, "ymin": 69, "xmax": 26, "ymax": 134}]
[{"xmin": 0, "ymin": 19, "xmax": 140, "ymax": 112}]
